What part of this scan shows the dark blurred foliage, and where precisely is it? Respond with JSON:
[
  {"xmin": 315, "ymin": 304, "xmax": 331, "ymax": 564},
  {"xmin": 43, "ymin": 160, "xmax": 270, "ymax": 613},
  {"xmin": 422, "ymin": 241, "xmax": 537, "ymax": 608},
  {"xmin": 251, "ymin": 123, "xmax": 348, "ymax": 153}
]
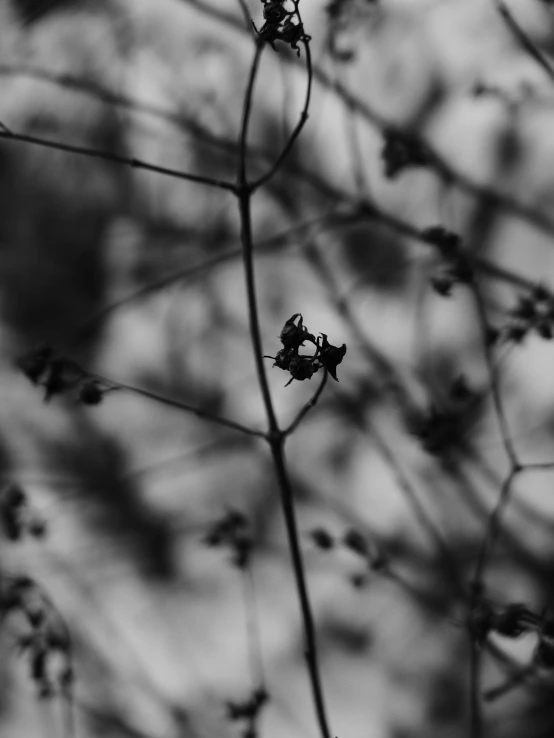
[
  {"xmin": 40, "ymin": 420, "xmax": 177, "ymax": 579},
  {"xmin": 11, "ymin": 0, "xmax": 78, "ymax": 25},
  {"xmin": 340, "ymin": 220, "xmax": 407, "ymax": 291}
]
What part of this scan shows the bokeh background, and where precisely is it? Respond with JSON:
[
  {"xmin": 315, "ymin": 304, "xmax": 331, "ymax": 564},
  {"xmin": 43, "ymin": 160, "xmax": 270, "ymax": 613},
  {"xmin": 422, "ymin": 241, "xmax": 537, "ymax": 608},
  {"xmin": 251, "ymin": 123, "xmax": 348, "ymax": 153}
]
[{"xmin": 3, "ymin": 0, "xmax": 554, "ymax": 736}]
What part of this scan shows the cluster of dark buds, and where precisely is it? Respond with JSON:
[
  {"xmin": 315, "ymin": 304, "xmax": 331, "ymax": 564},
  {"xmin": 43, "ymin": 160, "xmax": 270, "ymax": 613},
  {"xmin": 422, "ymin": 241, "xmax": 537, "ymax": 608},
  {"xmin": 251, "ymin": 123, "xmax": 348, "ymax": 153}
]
[
  {"xmin": 421, "ymin": 226, "xmax": 473, "ymax": 297},
  {"xmin": 467, "ymin": 599, "xmax": 554, "ymax": 669},
  {"xmin": 17, "ymin": 345, "xmax": 114, "ymax": 405},
  {"xmin": 309, "ymin": 525, "xmax": 385, "ymax": 588},
  {"xmin": 251, "ymin": 0, "xmax": 309, "ymax": 56},
  {"xmin": 1, "ymin": 576, "xmax": 73, "ymax": 698},
  {"xmin": 500, "ymin": 284, "xmax": 554, "ymax": 344},
  {"xmin": 0, "ymin": 483, "xmax": 46, "ymax": 541},
  {"xmin": 203, "ymin": 509, "xmax": 252, "ymax": 569},
  {"xmin": 309, "ymin": 526, "xmax": 335, "ymax": 550},
  {"xmin": 422, "ymin": 225, "xmax": 461, "ymax": 256},
  {"xmin": 381, "ymin": 127, "xmax": 431, "ymax": 179},
  {"xmin": 468, "ymin": 600, "xmax": 535, "ymax": 645},
  {"xmin": 265, "ymin": 314, "xmax": 346, "ymax": 386},
  {"xmin": 411, "ymin": 407, "xmax": 463, "ymax": 456},
  {"xmin": 226, "ymin": 687, "xmax": 269, "ymax": 738},
  {"xmin": 472, "ymin": 81, "xmax": 515, "ymax": 103},
  {"xmin": 410, "ymin": 375, "xmax": 479, "ymax": 457}
]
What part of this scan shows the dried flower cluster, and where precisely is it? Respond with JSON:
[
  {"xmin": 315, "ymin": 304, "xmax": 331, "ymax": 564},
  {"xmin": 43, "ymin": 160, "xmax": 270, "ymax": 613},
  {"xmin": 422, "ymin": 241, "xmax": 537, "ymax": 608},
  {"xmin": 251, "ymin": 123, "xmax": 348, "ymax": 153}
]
[
  {"xmin": 1, "ymin": 480, "xmax": 71, "ymax": 699},
  {"xmin": 501, "ymin": 284, "xmax": 554, "ymax": 343},
  {"xmin": 410, "ymin": 375, "xmax": 480, "ymax": 458},
  {"xmin": 265, "ymin": 313, "xmax": 346, "ymax": 386},
  {"xmin": 0, "ymin": 483, "xmax": 46, "ymax": 541},
  {"xmin": 0, "ymin": 576, "xmax": 73, "ymax": 698},
  {"xmin": 422, "ymin": 227, "xmax": 554, "ymax": 348},
  {"xmin": 251, "ymin": 0, "xmax": 308, "ymax": 56},
  {"xmin": 469, "ymin": 600, "xmax": 554, "ymax": 670},
  {"xmin": 381, "ymin": 127, "xmax": 431, "ymax": 179},
  {"xmin": 17, "ymin": 345, "xmax": 112, "ymax": 405},
  {"xmin": 203, "ymin": 509, "xmax": 253, "ymax": 569},
  {"xmin": 309, "ymin": 525, "xmax": 386, "ymax": 588},
  {"xmin": 421, "ymin": 226, "xmax": 474, "ymax": 297},
  {"xmin": 226, "ymin": 687, "xmax": 269, "ymax": 738}
]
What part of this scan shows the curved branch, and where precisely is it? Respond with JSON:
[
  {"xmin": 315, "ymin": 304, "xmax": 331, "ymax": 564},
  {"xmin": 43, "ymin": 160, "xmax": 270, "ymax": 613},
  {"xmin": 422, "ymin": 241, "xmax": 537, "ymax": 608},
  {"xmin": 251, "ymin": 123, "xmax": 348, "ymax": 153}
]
[
  {"xmin": 284, "ymin": 370, "xmax": 328, "ymax": 436},
  {"xmin": 252, "ymin": 34, "xmax": 313, "ymax": 192}
]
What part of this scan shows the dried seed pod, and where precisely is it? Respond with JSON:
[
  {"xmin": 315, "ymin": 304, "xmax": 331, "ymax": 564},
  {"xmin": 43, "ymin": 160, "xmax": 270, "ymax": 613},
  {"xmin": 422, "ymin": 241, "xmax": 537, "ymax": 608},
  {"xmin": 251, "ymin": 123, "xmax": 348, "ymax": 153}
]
[
  {"xmin": 78, "ymin": 380, "xmax": 104, "ymax": 405},
  {"xmin": 310, "ymin": 528, "xmax": 335, "ymax": 550}
]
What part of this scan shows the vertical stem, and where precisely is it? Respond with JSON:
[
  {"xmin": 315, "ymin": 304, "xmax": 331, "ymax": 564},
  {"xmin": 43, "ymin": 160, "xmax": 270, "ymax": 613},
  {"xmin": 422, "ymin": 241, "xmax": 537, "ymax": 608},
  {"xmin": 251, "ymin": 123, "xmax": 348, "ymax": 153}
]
[
  {"xmin": 237, "ymin": 192, "xmax": 279, "ymax": 432},
  {"xmin": 237, "ymin": 42, "xmax": 278, "ymax": 432},
  {"xmin": 270, "ymin": 440, "xmax": 333, "ymax": 738},
  {"xmin": 238, "ymin": 43, "xmax": 264, "ymax": 190},
  {"xmin": 236, "ymin": 35, "xmax": 333, "ymax": 738},
  {"xmin": 237, "ymin": 152, "xmax": 333, "ymax": 738}
]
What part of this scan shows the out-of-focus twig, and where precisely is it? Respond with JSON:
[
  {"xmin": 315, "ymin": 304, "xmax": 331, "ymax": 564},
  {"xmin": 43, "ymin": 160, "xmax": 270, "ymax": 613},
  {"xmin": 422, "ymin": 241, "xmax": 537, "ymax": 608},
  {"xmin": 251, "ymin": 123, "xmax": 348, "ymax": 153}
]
[{"xmin": 496, "ymin": 0, "xmax": 554, "ymax": 85}]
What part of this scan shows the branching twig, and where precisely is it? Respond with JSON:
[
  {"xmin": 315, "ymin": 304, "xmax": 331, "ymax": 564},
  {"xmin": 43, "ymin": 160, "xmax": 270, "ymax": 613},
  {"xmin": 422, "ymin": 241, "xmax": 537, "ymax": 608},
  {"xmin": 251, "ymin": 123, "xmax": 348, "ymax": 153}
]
[
  {"xmin": 11, "ymin": 2, "xmax": 554, "ymax": 735},
  {"xmin": 235, "ymin": 26, "xmax": 333, "ymax": 738},
  {"xmin": 184, "ymin": 0, "xmax": 554, "ymax": 239}
]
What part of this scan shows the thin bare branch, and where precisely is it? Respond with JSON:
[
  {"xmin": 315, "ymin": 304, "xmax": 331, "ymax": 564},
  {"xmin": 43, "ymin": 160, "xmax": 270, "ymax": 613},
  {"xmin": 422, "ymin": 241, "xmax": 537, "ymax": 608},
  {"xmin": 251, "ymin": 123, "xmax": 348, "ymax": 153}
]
[
  {"xmin": 284, "ymin": 370, "xmax": 328, "ymax": 436},
  {"xmin": 92, "ymin": 374, "xmax": 266, "ymax": 438},
  {"xmin": 0, "ymin": 128, "xmax": 236, "ymax": 191}
]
